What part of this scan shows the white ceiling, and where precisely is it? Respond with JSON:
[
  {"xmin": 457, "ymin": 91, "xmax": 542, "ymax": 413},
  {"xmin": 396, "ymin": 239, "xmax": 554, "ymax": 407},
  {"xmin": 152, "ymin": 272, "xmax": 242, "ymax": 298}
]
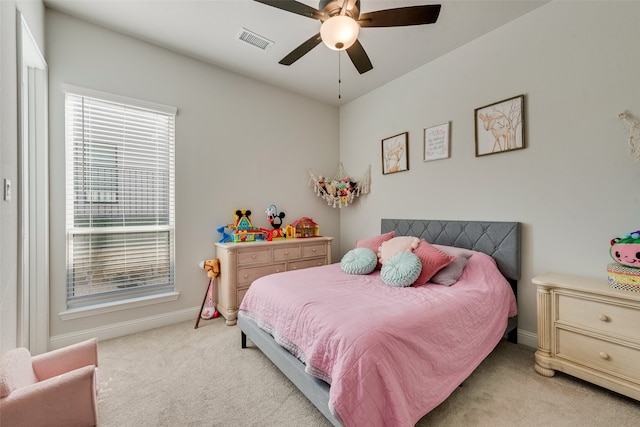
[{"xmin": 44, "ymin": 0, "xmax": 547, "ymax": 106}]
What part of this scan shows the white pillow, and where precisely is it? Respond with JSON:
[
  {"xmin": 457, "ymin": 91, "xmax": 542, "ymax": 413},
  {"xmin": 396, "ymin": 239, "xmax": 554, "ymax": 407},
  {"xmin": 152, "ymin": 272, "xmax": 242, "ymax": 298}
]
[{"xmin": 378, "ymin": 236, "xmax": 420, "ymax": 265}]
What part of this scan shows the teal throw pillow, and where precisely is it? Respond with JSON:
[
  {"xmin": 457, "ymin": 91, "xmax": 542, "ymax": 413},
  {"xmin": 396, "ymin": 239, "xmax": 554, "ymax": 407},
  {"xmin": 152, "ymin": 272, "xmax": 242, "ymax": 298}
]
[
  {"xmin": 340, "ymin": 247, "xmax": 378, "ymax": 275},
  {"xmin": 380, "ymin": 251, "xmax": 422, "ymax": 287}
]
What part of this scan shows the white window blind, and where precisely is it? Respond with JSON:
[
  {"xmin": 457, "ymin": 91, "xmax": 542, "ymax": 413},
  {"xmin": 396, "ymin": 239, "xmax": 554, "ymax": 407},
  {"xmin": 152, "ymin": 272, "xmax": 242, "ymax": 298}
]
[{"xmin": 64, "ymin": 86, "xmax": 176, "ymax": 308}]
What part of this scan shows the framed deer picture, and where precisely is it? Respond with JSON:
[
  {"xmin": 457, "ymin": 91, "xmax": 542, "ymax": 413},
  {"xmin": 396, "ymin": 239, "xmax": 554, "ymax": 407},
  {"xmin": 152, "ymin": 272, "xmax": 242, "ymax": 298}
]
[
  {"xmin": 382, "ymin": 132, "xmax": 409, "ymax": 174},
  {"xmin": 474, "ymin": 95, "xmax": 525, "ymax": 157}
]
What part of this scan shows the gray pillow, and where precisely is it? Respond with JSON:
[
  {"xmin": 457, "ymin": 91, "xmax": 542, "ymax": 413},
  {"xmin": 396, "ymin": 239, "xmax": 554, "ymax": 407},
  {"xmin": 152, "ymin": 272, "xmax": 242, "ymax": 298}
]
[{"xmin": 430, "ymin": 245, "xmax": 474, "ymax": 286}]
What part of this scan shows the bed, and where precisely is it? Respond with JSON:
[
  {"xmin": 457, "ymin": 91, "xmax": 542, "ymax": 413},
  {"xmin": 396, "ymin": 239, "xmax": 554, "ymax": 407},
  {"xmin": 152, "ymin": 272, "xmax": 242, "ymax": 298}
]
[{"xmin": 237, "ymin": 219, "xmax": 520, "ymax": 427}]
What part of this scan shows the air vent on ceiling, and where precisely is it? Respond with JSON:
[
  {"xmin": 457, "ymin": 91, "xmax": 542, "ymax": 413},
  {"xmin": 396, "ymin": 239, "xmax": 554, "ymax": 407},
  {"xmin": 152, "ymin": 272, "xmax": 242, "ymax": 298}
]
[{"xmin": 237, "ymin": 28, "xmax": 274, "ymax": 51}]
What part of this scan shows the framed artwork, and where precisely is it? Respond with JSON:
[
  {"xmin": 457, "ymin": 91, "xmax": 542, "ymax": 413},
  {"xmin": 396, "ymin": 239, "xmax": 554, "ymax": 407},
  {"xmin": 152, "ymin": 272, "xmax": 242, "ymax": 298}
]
[
  {"xmin": 423, "ymin": 122, "xmax": 450, "ymax": 161},
  {"xmin": 381, "ymin": 132, "xmax": 409, "ymax": 175},
  {"xmin": 474, "ymin": 94, "xmax": 525, "ymax": 157}
]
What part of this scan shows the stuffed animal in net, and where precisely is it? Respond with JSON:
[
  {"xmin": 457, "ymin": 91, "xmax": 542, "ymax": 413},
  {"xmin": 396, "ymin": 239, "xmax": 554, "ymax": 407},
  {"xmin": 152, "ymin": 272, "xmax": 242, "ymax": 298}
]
[{"xmin": 610, "ymin": 230, "xmax": 640, "ymax": 268}]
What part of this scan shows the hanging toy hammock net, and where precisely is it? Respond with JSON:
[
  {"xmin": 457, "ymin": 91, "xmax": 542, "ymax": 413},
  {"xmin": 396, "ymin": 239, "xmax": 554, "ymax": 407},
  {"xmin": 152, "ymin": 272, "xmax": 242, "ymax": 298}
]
[{"xmin": 308, "ymin": 163, "xmax": 371, "ymax": 208}]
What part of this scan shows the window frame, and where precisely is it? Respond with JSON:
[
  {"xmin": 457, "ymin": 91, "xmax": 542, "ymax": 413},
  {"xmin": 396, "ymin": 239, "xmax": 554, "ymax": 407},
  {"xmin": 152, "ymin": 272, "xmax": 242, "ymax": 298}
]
[{"xmin": 63, "ymin": 84, "xmax": 177, "ymax": 310}]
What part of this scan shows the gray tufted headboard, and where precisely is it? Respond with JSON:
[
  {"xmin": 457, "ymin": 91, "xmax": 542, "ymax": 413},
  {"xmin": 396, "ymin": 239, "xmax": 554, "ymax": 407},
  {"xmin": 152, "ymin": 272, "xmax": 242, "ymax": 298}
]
[{"xmin": 381, "ymin": 219, "xmax": 521, "ymax": 281}]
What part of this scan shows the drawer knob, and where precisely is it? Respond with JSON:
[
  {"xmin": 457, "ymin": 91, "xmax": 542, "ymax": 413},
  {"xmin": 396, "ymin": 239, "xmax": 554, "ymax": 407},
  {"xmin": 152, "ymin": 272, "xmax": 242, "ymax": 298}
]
[
  {"xmin": 598, "ymin": 352, "xmax": 610, "ymax": 360},
  {"xmin": 312, "ymin": 248, "xmax": 317, "ymax": 252},
  {"xmin": 598, "ymin": 314, "xmax": 610, "ymax": 322},
  {"xmin": 276, "ymin": 269, "xmax": 281, "ymax": 273},
  {"xmin": 284, "ymin": 251, "xmax": 289, "ymax": 255},
  {"xmin": 292, "ymin": 266, "xmax": 297, "ymax": 270},
  {"xmin": 243, "ymin": 274, "xmax": 249, "ymax": 279},
  {"xmin": 251, "ymin": 254, "xmax": 257, "ymax": 259}
]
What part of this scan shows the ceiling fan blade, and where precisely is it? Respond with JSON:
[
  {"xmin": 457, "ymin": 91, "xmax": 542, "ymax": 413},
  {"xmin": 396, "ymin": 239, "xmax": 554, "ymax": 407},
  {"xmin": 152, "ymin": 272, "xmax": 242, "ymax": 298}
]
[
  {"xmin": 253, "ymin": 0, "xmax": 324, "ymax": 20},
  {"xmin": 346, "ymin": 39, "xmax": 373, "ymax": 74},
  {"xmin": 279, "ymin": 33, "xmax": 323, "ymax": 66},
  {"xmin": 358, "ymin": 4, "xmax": 441, "ymax": 28},
  {"xmin": 340, "ymin": 0, "xmax": 358, "ymax": 16}
]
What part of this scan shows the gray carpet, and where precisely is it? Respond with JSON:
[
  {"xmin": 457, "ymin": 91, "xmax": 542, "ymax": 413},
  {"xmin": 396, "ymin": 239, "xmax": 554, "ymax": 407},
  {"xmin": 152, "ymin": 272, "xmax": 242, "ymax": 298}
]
[{"xmin": 96, "ymin": 318, "xmax": 640, "ymax": 426}]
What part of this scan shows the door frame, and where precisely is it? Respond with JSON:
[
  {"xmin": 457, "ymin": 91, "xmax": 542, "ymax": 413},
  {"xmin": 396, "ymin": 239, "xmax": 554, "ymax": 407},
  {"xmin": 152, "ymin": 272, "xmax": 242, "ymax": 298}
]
[{"xmin": 17, "ymin": 10, "xmax": 49, "ymax": 353}]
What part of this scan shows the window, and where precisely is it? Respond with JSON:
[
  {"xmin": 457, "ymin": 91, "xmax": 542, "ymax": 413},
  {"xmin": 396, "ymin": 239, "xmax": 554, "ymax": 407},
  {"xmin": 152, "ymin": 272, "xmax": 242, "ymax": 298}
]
[{"xmin": 64, "ymin": 85, "xmax": 176, "ymax": 308}]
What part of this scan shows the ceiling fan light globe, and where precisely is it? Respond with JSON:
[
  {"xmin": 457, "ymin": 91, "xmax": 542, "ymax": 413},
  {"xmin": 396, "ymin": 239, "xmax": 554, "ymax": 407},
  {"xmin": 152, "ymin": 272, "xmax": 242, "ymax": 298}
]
[{"xmin": 320, "ymin": 15, "xmax": 359, "ymax": 51}]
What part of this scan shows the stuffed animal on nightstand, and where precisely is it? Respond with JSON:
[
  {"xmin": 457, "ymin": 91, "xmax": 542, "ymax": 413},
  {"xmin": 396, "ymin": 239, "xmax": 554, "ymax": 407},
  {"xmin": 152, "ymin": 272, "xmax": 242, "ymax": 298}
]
[
  {"xmin": 607, "ymin": 230, "xmax": 640, "ymax": 292},
  {"xmin": 610, "ymin": 230, "xmax": 640, "ymax": 268}
]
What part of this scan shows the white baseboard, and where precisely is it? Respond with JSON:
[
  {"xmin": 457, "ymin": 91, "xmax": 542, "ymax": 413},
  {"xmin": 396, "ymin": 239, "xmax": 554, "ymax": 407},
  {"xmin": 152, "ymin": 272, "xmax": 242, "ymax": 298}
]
[
  {"xmin": 517, "ymin": 329, "xmax": 537, "ymax": 349},
  {"xmin": 49, "ymin": 306, "xmax": 199, "ymax": 350}
]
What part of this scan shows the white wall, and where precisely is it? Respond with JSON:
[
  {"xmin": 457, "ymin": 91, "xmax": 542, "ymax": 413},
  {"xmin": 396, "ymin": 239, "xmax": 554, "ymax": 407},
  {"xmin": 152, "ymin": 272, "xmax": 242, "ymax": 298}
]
[
  {"xmin": 338, "ymin": 1, "xmax": 640, "ymax": 345},
  {"xmin": 0, "ymin": 0, "xmax": 46, "ymax": 354},
  {"xmin": 8, "ymin": 1, "xmax": 639, "ymax": 351},
  {"xmin": 46, "ymin": 10, "xmax": 340, "ymax": 346}
]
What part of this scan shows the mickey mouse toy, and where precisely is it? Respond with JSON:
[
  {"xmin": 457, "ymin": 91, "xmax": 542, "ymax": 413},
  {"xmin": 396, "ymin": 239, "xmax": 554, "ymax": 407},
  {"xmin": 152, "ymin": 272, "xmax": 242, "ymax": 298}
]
[{"xmin": 265, "ymin": 204, "xmax": 286, "ymax": 241}]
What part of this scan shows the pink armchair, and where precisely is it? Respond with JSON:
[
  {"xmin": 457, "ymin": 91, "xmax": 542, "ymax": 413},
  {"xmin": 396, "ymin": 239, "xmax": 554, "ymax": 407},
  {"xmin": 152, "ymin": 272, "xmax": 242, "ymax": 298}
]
[{"xmin": 0, "ymin": 338, "xmax": 99, "ymax": 427}]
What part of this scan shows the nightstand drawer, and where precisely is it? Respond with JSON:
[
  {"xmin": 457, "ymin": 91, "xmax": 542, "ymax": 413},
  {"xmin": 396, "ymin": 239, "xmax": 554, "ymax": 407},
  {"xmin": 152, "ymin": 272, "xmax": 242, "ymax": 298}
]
[
  {"xmin": 557, "ymin": 293, "xmax": 640, "ymax": 342},
  {"xmin": 237, "ymin": 248, "xmax": 271, "ymax": 266},
  {"xmin": 289, "ymin": 258, "xmax": 327, "ymax": 271},
  {"xmin": 302, "ymin": 243, "xmax": 327, "ymax": 258},
  {"xmin": 273, "ymin": 246, "xmax": 301, "ymax": 261},
  {"xmin": 557, "ymin": 329, "xmax": 640, "ymax": 381},
  {"xmin": 237, "ymin": 264, "xmax": 285, "ymax": 286}
]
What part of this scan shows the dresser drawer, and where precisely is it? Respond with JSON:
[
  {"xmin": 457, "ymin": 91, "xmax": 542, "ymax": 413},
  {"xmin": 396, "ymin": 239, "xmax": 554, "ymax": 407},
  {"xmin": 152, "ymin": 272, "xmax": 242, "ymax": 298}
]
[
  {"xmin": 236, "ymin": 286, "xmax": 250, "ymax": 310},
  {"xmin": 215, "ymin": 236, "xmax": 332, "ymax": 326},
  {"xmin": 237, "ymin": 263, "xmax": 285, "ymax": 286},
  {"xmin": 557, "ymin": 292, "xmax": 640, "ymax": 342},
  {"xmin": 557, "ymin": 329, "xmax": 640, "ymax": 381},
  {"xmin": 273, "ymin": 246, "xmax": 301, "ymax": 261},
  {"xmin": 302, "ymin": 243, "xmax": 327, "ymax": 258},
  {"xmin": 237, "ymin": 248, "xmax": 271, "ymax": 266},
  {"xmin": 288, "ymin": 257, "xmax": 327, "ymax": 271}
]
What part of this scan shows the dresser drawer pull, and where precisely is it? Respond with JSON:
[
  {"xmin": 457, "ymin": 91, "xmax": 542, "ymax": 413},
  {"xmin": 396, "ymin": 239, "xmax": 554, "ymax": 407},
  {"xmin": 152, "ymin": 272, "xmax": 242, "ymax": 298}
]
[
  {"xmin": 251, "ymin": 254, "xmax": 257, "ymax": 259},
  {"xmin": 284, "ymin": 251, "xmax": 289, "ymax": 255},
  {"xmin": 243, "ymin": 274, "xmax": 249, "ymax": 279},
  {"xmin": 292, "ymin": 266, "xmax": 298, "ymax": 270},
  {"xmin": 598, "ymin": 314, "xmax": 610, "ymax": 322},
  {"xmin": 311, "ymin": 248, "xmax": 317, "ymax": 252},
  {"xmin": 598, "ymin": 352, "xmax": 610, "ymax": 360}
]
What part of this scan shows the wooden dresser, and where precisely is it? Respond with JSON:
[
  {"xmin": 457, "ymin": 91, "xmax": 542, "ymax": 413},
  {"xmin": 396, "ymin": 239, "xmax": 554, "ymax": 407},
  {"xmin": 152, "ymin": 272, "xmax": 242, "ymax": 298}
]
[
  {"xmin": 214, "ymin": 236, "xmax": 333, "ymax": 325},
  {"xmin": 533, "ymin": 273, "xmax": 640, "ymax": 400}
]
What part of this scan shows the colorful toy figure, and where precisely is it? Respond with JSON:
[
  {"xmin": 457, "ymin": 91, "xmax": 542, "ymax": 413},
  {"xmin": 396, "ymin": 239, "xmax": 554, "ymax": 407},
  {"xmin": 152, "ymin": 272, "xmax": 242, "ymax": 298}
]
[
  {"xmin": 610, "ymin": 230, "xmax": 640, "ymax": 268},
  {"xmin": 216, "ymin": 225, "xmax": 232, "ymax": 243},
  {"xmin": 263, "ymin": 204, "xmax": 286, "ymax": 241},
  {"xmin": 230, "ymin": 209, "xmax": 265, "ymax": 243}
]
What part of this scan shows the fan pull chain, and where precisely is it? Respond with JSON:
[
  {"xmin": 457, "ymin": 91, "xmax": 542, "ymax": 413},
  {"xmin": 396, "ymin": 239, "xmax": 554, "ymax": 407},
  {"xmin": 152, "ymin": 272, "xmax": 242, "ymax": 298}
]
[{"xmin": 338, "ymin": 50, "xmax": 342, "ymax": 100}]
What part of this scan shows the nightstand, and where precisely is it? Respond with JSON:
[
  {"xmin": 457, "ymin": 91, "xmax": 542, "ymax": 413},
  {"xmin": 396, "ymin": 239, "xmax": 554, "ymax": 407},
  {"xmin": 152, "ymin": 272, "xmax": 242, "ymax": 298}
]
[{"xmin": 533, "ymin": 272, "xmax": 640, "ymax": 400}]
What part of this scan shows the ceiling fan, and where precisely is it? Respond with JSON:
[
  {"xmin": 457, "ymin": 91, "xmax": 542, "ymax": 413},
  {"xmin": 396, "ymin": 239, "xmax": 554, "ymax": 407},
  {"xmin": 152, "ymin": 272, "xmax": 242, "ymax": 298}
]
[{"xmin": 254, "ymin": 0, "xmax": 441, "ymax": 74}]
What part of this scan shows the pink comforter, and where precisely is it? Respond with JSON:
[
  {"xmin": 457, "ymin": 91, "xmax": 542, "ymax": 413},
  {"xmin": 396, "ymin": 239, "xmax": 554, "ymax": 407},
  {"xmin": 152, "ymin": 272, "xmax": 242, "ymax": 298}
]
[{"xmin": 239, "ymin": 250, "xmax": 517, "ymax": 427}]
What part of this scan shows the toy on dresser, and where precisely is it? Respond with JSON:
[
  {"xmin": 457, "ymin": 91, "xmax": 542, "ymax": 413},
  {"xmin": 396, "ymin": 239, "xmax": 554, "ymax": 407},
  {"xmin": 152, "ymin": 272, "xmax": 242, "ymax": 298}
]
[
  {"xmin": 264, "ymin": 204, "xmax": 286, "ymax": 241},
  {"xmin": 286, "ymin": 217, "xmax": 320, "ymax": 238},
  {"xmin": 608, "ymin": 229, "xmax": 640, "ymax": 292},
  {"xmin": 230, "ymin": 209, "xmax": 266, "ymax": 243}
]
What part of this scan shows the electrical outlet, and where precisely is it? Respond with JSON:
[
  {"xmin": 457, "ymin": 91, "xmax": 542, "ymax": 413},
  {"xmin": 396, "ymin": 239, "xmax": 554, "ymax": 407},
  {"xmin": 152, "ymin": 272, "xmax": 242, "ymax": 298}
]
[{"xmin": 4, "ymin": 178, "xmax": 11, "ymax": 201}]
